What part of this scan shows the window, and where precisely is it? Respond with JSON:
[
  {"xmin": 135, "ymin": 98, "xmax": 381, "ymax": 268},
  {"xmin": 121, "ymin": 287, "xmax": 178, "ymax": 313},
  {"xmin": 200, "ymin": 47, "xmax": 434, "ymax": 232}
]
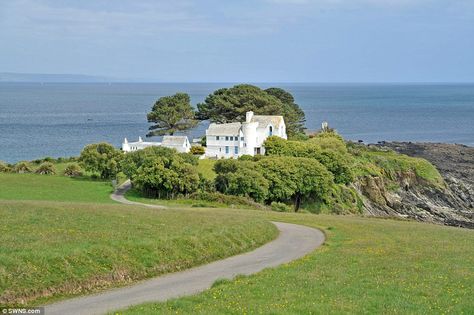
[
  {"xmin": 225, "ymin": 136, "xmax": 229, "ymax": 141},
  {"xmin": 234, "ymin": 146, "xmax": 239, "ymax": 154},
  {"xmin": 225, "ymin": 146, "xmax": 229, "ymax": 154},
  {"xmin": 241, "ymin": 137, "xmax": 244, "ymax": 141},
  {"xmin": 216, "ymin": 136, "xmax": 220, "ymax": 141},
  {"xmin": 269, "ymin": 126, "xmax": 273, "ymax": 136}
]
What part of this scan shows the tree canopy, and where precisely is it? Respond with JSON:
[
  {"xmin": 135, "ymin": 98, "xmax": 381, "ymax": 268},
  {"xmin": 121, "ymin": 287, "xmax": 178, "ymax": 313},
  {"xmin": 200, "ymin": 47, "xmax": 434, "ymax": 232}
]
[
  {"xmin": 196, "ymin": 84, "xmax": 306, "ymax": 136},
  {"xmin": 213, "ymin": 155, "xmax": 333, "ymax": 211},
  {"xmin": 264, "ymin": 87, "xmax": 306, "ymax": 135},
  {"xmin": 264, "ymin": 135, "xmax": 354, "ymax": 184},
  {"xmin": 147, "ymin": 93, "xmax": 197, "ymax": 137},
  {"xmin": 132, "ymin": 154, "xmax": 200, "ymax": 198}
]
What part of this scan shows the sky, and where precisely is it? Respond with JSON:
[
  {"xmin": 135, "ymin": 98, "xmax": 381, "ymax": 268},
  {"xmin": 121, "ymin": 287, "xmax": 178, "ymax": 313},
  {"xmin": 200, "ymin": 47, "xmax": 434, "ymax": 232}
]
[{"xmin": 1, "ymin": 0, "xmax": 473, "ymax": 82}]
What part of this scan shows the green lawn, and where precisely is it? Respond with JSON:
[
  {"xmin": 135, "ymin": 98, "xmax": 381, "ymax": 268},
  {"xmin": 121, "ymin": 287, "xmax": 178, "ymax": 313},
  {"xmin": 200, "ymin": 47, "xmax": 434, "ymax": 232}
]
[
  {"xmin": 121, "ymin": 211, "xmax": 474, "ymax": 314},
  {"xmin": 0, "ymin": 173, "xmax": 114, "ymax": 203},
  {"xmin": 197, "ymin": 159, "xmax": 216, "ymax": 180},
  {"xmin": 0, "ymin": 200, "xmax": 277, "ymax": 306}
]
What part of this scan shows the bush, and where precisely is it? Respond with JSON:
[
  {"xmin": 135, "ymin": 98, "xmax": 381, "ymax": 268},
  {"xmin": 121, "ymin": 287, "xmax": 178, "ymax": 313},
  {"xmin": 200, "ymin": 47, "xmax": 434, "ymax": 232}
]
[
  {"xmin": 271, "ymin": 201, "xmax": 292, "ymax": 212},
  {"xmin": 309, "ymin": 131, "xmax": 348, "ymax": 154},
  {"xmin": 264, "ymin": 136, "xmax": 354, "ymax": 184},
  {"xmin": 13, "ymin": 161, "xmax": 32, "ymax": 174},
  {"xmin": 189, "ymin": 191, "xmax": 267, "ymax": 209},
  {"xmin": 35, "ymin": 162, "xmax": 56, "ymax": 175},
  {"xmin": 222, "ymin": 168, "xmax": 269, "ymax": 203},
  {"xmin": 0, "ymin": 161, "xmax": 11, "ymax": 173},
  {"xmin": 190, "ymin": 146, "xmax": 205, "ymax": 155},
  {"xmin": 198, "ymin": 174, "xmax": 215, "ymax": 192},
  {"xmin": 179, "ymin": 152, "xmax": 199, "ymax": 166},
  {"xmin": 120, "ymin": 146, "xmax": 177, "ymax": 178},
  {"xmin": 63, "ymin": 163, "xmax": 83, "ymax": 177},
  {"xmin": 257, "ymin": 157, "xmax": 334, "ymax": 211},
  {"xmin": 132, "ymin": 155, "xmax": 200, "ymax": 198},
  {"xmin": 79, "ymin": 143, "xmax": 123, "ymax": 179},
  {"xmin": 238, "ymin": 155, "xmax": 254, "ymax": 161}
]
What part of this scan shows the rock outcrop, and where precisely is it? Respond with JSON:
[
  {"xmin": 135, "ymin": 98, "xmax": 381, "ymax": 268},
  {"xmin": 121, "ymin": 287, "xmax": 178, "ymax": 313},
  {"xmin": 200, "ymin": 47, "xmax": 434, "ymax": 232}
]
[{"xmin": 357, "ymin": 142, "xmax": 474, "ymax": 229}]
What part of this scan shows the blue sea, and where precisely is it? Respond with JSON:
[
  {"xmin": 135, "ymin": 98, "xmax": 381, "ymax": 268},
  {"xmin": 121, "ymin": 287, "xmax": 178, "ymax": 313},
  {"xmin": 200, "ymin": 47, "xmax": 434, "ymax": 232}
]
[{"xmin": 0, "ymin": 83, "xmax": 473, "ymax": 163}]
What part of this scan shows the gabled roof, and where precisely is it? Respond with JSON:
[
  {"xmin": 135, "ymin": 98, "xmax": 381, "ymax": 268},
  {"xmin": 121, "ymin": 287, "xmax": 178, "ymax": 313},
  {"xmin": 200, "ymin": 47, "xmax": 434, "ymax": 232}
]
[
  {"xmin": 162, "ymin": 136, "xmax": 189, "ymax": 146},
  {"xmin": 250, "ymin": 115, "xmax": 284, "ymax": 128},
  {"xmin": 206, "ymin": 122, "xmax": 242, "ymax": 136}
]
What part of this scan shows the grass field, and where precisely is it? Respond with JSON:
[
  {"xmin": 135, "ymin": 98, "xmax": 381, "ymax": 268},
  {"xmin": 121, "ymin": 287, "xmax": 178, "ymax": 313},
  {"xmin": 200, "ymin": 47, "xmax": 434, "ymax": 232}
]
[
  {"xmin": 0, "ymin": 173, "xmax": 114, "ymax": 203},
  {"xmin": 122, "ymin": 211, "xmax": 474, "ymax": 314},
  {"xmin": 0, "ymin": 200, "xmax": 277, "ymax": 306}
]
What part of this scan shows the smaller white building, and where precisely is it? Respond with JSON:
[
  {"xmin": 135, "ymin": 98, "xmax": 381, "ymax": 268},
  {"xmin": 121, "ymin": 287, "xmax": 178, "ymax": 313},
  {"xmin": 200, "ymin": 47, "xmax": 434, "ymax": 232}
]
[
  {"xmin": 162, "ymin": 136, "xmax": 191, "ymax": 153},
  {"xmin": 122, "ymin": 136, "xmax": 191, "ymax": 153}
]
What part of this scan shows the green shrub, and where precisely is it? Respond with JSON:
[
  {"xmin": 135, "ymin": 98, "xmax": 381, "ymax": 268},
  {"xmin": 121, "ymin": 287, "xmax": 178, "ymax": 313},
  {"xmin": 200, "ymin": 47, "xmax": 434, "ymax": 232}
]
[
  {"xmin": 223, "ymin": 168, "xmax": 269, "ymax": 203},
  {"xmin": 120, "ymin": 146, "xmax": 177, "ymax": 178},
  {"xmin": 271, "ymin": 201, "xmax": 292, "ymax": 212},
  {"xmin": 238, "ymin": 155, "xmax": 254, "ymax": 161},
  {"xmin": 63, "ymin": 163, "xmax": 83, "ymax": 177},
  {"xmin": 309, "ymin": 131, "xmax": 348, "ymax": 154},
  {"xmin": 79, "ymin": 143, "xmax": 123, "ymax": 179},
  {"xmin": 190, "ymin": 146, "xmax": 205, "ymax": 155},
  {"xmin": 13, "ymin": 161, "xmax": 32, "ymax": 174},
  {"xmin": 0, "ymin": 161, "xmax": 11, "ymax": 173},
  {"xmin": 178, "ymin": 152, "xmax": 199, "ymax": 166},
  {"xmin": 264, "ymin": 136, "xmax": 354, "ymax": 184},
  {"xmin": 189, "ymin": 191, "xmax": 267, "ymax": 209},
  {"xmin": 257, "ymin": 157, "xmax": 334, "ymax": 211},
  {"xmin": 132, "ymin": 155, "xmax": 200, "ymax": 198},
  {"xmin": 35, "ymin": 162, "xmax": 56, "ymax": 175}
]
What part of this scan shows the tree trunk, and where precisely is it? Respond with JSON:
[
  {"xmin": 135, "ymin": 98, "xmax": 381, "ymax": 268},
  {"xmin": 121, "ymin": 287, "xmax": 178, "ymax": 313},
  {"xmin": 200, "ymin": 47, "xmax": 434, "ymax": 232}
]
[{"xmin": 294, "ymin": 194, "xmax": 301, "ymax": 212}]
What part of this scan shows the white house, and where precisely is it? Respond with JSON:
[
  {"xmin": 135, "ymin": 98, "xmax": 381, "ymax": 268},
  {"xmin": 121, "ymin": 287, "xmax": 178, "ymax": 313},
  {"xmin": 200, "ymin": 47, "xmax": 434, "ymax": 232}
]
[
  {"xmin": 161, "ymin": 136, "xmax": 191, "ymax": 153},
  {"xmin": 122, "ymin": 136, "xmax": 191, "ymax": 153},
  {"xmin": 205, "ymin": 111, "xmax": 287, "ymax": 158}
]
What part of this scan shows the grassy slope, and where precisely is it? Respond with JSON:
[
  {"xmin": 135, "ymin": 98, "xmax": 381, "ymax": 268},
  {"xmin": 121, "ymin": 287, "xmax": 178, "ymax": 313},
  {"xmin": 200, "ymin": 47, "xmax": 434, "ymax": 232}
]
[
  {"xmin": 196, "ymin": 159, "xmax": 216, "ymax": 180},
  {"xmin": 352, "ymin": 149, "xmax": 444, "ymax": 188},
  {"xmin": 0, "ymin": 200, "xmax": 277, "ymax": 306},
  {"xmin": 122, "ymin": 210, "xmax": 474, "ymax": 315},
  {"xmin": 0, "ymin": 173, "xmax": 114, "ymax": 203}
]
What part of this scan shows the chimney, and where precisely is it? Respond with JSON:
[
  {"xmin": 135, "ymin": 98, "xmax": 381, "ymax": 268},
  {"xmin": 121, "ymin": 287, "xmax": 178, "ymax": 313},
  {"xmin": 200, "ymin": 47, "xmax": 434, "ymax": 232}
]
[
  {"xmin": 123, "ymin": 138, "xmax": 128, "ymax": 144},
  {"xmin": 138, "ymin": 136, "xmax": 143, "ymax": 142},
  {"xmin": 246, "ymin": 111, "xmax": 254, "ymax": 123}
]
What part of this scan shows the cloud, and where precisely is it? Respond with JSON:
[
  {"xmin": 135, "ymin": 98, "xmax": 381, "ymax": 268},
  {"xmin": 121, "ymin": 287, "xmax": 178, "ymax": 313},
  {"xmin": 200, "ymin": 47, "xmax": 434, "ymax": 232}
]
[{"xmin": 0, "ymin": 0, "xmax": 282, "ymax": 39}]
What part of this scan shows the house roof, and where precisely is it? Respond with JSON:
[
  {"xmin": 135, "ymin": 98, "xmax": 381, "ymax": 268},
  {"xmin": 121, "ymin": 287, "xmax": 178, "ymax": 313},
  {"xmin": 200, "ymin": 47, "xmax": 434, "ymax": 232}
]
[
  {"xmin": 250, "ymin": 115, "xmax": 284, "ymax": 128},
  {"xmin": 162, "ymin": 136, "xmax": 189, "ymax": 146},
  {"xmin": 206, "ymin": 122, "xmax": 242, "ymax": 136}
]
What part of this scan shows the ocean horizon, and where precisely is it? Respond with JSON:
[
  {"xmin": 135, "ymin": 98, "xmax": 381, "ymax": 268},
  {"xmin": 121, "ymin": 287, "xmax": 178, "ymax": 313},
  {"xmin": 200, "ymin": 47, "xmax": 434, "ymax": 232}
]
[{"xmin": 1, "ymin": 82, "xmax": 473, "ymax": 163}]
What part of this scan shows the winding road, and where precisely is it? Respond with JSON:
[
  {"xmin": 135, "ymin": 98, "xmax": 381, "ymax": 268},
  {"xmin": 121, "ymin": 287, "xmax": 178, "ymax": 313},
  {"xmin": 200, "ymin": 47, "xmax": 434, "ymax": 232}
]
[{"xmin": 44, "ymin": 181, "xmax": 325, "ymax": 315}]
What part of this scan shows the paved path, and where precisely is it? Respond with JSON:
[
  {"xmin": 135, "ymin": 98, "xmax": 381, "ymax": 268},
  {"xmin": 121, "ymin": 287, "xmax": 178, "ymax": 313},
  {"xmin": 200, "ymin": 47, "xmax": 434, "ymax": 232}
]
[
  {"xmin": 43, "ymin": 181, "xmax": 325, "ymax": 315},
  {"xmin": 110, "ymin": 180, "xmax": 166, "ymax": 209}
]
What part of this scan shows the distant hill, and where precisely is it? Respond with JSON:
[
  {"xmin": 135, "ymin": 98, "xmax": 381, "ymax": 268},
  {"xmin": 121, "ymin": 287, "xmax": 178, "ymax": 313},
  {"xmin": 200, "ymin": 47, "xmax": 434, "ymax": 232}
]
[{"xmin": 0, "ymin": 72, "xmax": 114, "ymax": 83}]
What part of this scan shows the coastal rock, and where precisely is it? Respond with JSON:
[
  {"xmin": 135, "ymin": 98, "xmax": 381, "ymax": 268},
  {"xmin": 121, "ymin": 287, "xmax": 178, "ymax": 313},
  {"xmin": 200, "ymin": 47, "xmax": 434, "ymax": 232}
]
[{"xmin": 359, "ymin": 142, "xmax": 474, "ymax": 229}]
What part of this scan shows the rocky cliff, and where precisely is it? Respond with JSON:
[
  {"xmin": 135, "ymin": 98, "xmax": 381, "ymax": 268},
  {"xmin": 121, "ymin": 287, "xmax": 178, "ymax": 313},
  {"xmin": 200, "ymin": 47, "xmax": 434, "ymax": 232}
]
[{"xmin": 357, "ymin": 142, "xmax": 474, "ymax": 229}]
